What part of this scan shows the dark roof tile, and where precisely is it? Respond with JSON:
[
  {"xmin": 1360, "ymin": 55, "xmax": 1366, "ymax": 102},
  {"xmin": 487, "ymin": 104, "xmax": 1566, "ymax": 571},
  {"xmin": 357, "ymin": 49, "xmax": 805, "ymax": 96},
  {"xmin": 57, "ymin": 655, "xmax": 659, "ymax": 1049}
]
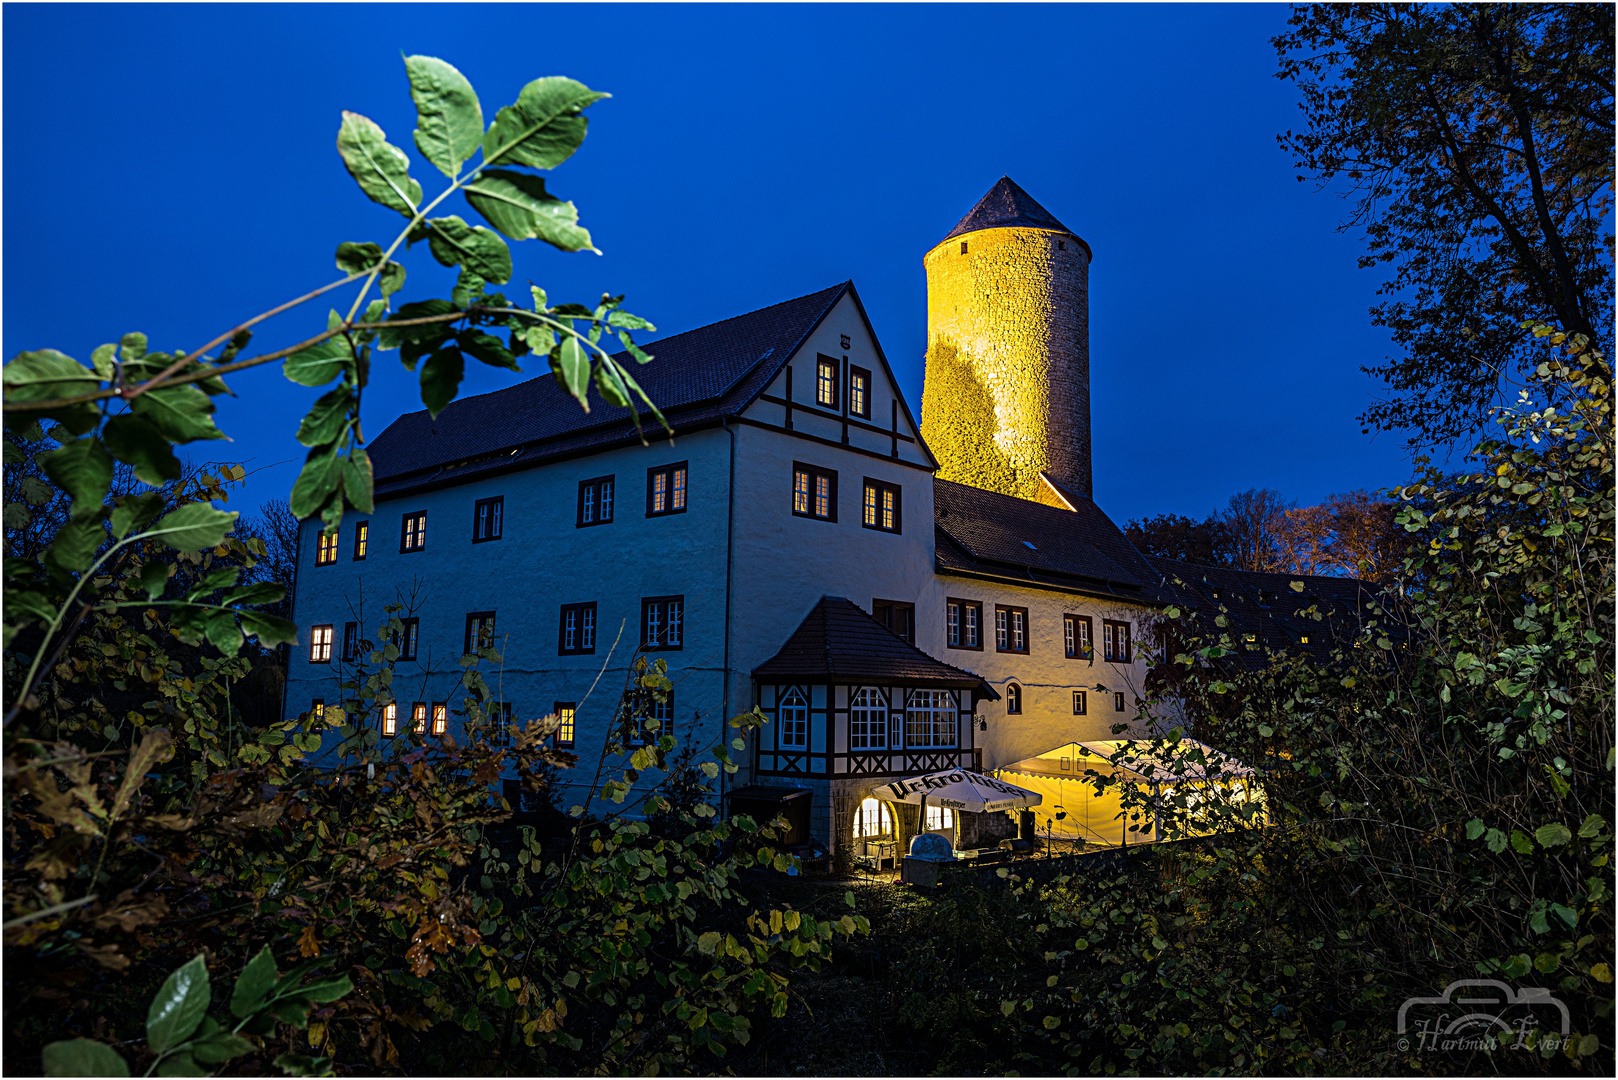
[{"xmin": 939, "ymin": 177, "xmax": 1088, "ymax": 255}]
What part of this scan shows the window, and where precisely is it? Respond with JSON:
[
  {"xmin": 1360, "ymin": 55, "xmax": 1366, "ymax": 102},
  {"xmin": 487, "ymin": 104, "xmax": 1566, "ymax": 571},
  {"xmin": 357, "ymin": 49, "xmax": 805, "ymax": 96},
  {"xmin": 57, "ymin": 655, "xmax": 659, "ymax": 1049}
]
[
  {"xmin": 905, "ymin": 689, "xmax": 957, "ymax": 748},
  {"xmin": 381, "ymin": 701, "xmax": 399, "ymax": 737},
  {"xmin": 1103, "ymin": 620, "xmax": 1132, "ymax": 663},
  {"xmin": 411, "ymin": 702, "xmax": 428, "ymax": 735},
  {"xmin": 646, "ymin": 462, "xmax": 688, "ymax": 516},
  {"xmin": 862, "ymin": 479, "xmax": 901, "ymax": 533},
  {"xmin": 466, "ymin": 611, "xmax": 497, "ymax": 655},
  {"xmin": 1006, "ymin": 683, "xmax": 1022, "ymax": 714},
  {"xmin": 631, "ymin": 692, "xmax": 673, "ymax": 746},
  {"xmin": 342, "ymin": 622, "xmax": 359, "ymax": 663},
  {"xmin": 353, "ymin": 521, "xmax": 368, "ymax": 560},
  {"xmin": 995, "ymin": 606, "xmax": 1029, "ymax": 653},
  {"xmin": 400, "ymin": 511, "xmax": 427, "ymax": 553},
  {"xmin": 792, "ymin": 463, "xmax": 837, "ymax": 521},
  {"xmin": 309, "ymin": 699, "xmax": 324, "ymax": 722},
  {"xmin": 577, "ymin": 476, "xmax": 615, "ymax": 527},
  {"xmin": 642, "ymin": 596, "xmax": 684, "ymax": 650},
  {"xmin": 309, "ymin": 625, "xmax": 333, "ymax": 664},
  {"xmin": 1073, "ymin": 690, "xmax": 1088, "ymax": 715},
  {"xmin": 488, "ymin": 702, "xmax": 511, "ymax": 746},
  {"xmin": 1300, "ymin": 633, "xmax": 1310, "ymax": 645},
  {"xmin": 316, "ymin": 529, "xmax": 339, "ymax": 566},
  {"xmin": 399, "ymin": 617, "xmax": 419, "ymax": 661},
  {"xmin": 848, "ymin": 366, "xmax": 871, "ymax": 419},
  {"xmin": 554, "ymin": 701, "xmax": 576, "ymax": 749},
  {"xmin": 850, "ymin": 687, "xmax": 886, "ymax": 750},
  {"xmin": 779, "ymin": 688, "xmax": 808, "ymax": 748},
  {"xmin": 1064, "ymin": 614, "xmax": 1093, "ymax": 659},
  {"xmin": 1114, "ymin": 691, "xmax": 1126, "ymax": 713},
  {"xmin": 816, "ymin": 356, "xmax": 837, "ymax": 408},
  {"xmin": 947, "ymin": 599, "xmax": 983, "ymax": 650},
  {"xmin": 872, "ymin": 599, "xmax": 915, "ymax": 644},
  {"xmin": 473, "ymin": 496, "xmax": 503, "ymax": 542},
  {"xmin": 960, "ymin": 240, "xmax": 969, "ymax": 254},
  {"xmin": 432, "ymin": 702, "xmax": 448, "ymax": 736},
  {"xmin": 558, "ymin": 602, "xmax": 597, "ymax": 655},
  {"xmin": 924, "ymin": 804, "xmax": 955, "ymax": 831},
  {"xmin": 852, "ymin": 797, "xmax": 893, "ymax": 839}
]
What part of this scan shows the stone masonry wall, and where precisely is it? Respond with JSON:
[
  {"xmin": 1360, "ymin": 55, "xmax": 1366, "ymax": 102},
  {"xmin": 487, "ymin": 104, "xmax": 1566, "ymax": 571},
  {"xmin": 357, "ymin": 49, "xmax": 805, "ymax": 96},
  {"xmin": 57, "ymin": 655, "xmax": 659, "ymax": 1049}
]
[{"xmin": 920, "ymin": 226, "xmax": 1092, "ymax": 502}]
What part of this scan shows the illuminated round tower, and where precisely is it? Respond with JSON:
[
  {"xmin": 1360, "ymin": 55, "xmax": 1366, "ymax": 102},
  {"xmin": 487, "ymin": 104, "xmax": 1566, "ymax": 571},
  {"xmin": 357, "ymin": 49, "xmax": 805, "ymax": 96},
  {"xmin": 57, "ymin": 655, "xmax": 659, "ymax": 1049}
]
[{"xmin": 920, "ymin": 177, "xmax": 1092, "ymax": 506}]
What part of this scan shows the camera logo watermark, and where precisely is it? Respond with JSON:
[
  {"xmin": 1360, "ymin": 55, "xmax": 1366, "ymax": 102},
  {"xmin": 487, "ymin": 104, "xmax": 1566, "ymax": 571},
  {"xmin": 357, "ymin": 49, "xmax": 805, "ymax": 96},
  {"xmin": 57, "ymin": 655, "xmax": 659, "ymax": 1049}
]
[{"xmin": 1397, "ymin": 979, "xmax": 1571, "ymax": 1054}]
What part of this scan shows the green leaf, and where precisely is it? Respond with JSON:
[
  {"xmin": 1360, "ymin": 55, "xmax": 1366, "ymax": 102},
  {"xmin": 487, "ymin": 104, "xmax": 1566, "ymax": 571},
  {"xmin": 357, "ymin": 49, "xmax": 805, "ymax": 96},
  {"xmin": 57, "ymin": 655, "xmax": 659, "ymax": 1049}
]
[
  {"xmin": 146, "ymin": 953, "xmax": 211, "ymax": 1054},
  {"xmin": 334, "ymin": 241, "xmax": 384, "ymax": 276},
  {"xmin": 241, "ymin": 611, "xmax": 299, "ymax": 648},
  {"xmin": 283, "ymin": 336, "xmax": 352, "ymax": 387},
  {"xmin": 1535, "ymin": 822, "xmax": 1572, "ymax": 848},
  {"xmin": 696, "ymin": 931, "xmax": 721, "ymax": 955},
  {"xmin": 204, "ymin": 607, "xmax": 244, "ymax": 657},
  {"xmin": 378, "ymin": 300, "xmax": 459, "ymax": 351},
  {"xmin": 420, "ymin": 346, "xmax": 465, "ymax": 418},
  {"xmin": 1509, "ymin": 830, "xmax": 1534, "ymax": 855},
  {"xmin": 43, "ymin": 1039, "xmax": 129, "ymax": 1077},
  {"xmin": 295, "ymin": 386, "xmax": 354, "ymax": 448},
  {"xmin": 1485, "ymin": 828, "xmax": 1508, "ymax": 854},
  {"xmin": 272, "ymin": 1053, "xmax": 334, "ymax": 1076},
  {"xmin": 451, "ymin": 268, "xmax": 485, "ymax": 309},
  {"xmin": 336, "ymin": 111, "xmax": 421, "ymax": 218},
  {"xmin": 222, "ymin": 582, "xmax": 286, "ymax": 607},
  {"xmin": 41, "ymin": 438, "xmax": 114, "ymax": 518},
  {"xmin": 481, "ymin": 77, "xmax": 607, "ymax": 171},
  {"xmin": 130, "ymin": 384, "xmax": 224, "ymax": 444},
  {"xmin": 550, "ymin": 337, "xmax": 589, "ymax": 409},
  {"xmin": 103, "ymin": 415, "xmax": 183, "ymax": 486},
  {"xmin": 457, "ymin": 330, "xmax": 518, "ymax": 371},
  {"xmin": 1579, "ymin": 814, "xmax": 1606, "ymax": 838},
  {"xmin": 3, "ymin": 349, "xmax": 102, "ymax": 435},
  {"xmin": 151, "ymin": 503, "xmax": 238, "ymax": 552},
  {"xmin": 139, "ymin": 558, "xmax": 171, "ymax": 599},
  {"xmin": 190, "ymin": 1032, "xmax": 255, "ymax": 1066},
  {"xmin": 296, "ymin": 975, "xmax": 353, "ymax": 1003},
  {"xmin": 90, "ymin": 344, "xmax": 117, "ymax": 380},
  {"xmin": 405, "ymin": 55, "xmax": 483, "ymax": 177},
  {"xmin": 594, "ymin": 360, "xmax": 629, "ymax": 407},
  {"xmin": 423, "ymin": 216, "xmax": 512, "ymax": 284},
  {"xmin": 343, "ymin": 450, "xmax": 375, "ymax": 514},
  {"xmin": 289, "ymin": 448, "xmax": 342, "ymax": 520},
  {"xmin": 45, "ymin": 516, "xmax": 105, "ymax": 575},
  {"xmin": 606, "ymin": 309, "xmax": 654, "ymax": 332},
  {"xmin": 1465, "ymin": 818, "xmax": 1485, "ymax": 840},
  {"xmin": 463, "ymin": 170, "xmax": 595, "ymax": 252},
  {"xmin": 155, "ymin": 1050, "xmax": 205, "ymax": 1077}
]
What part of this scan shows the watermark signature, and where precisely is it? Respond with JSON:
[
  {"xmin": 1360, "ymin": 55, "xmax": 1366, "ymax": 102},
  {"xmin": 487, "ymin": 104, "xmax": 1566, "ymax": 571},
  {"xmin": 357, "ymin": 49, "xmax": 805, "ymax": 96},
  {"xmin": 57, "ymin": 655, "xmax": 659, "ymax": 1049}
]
[{"xmin": 1396, "ymin": 979, "xmax": 1571, "ymax": 1054}]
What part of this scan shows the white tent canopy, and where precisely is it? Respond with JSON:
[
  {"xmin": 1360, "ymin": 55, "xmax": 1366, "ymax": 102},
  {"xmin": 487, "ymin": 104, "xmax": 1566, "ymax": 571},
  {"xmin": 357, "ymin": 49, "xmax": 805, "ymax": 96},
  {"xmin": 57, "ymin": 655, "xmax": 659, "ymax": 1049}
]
[{"xmin": 871, "ymin": 769, "xmax": 1043, "ymax": 814}]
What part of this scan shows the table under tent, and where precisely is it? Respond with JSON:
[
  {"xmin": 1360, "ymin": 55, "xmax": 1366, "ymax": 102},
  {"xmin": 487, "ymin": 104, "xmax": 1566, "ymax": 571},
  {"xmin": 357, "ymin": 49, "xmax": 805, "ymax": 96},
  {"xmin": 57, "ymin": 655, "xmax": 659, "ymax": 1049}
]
[{"xmin": 995, "ymin": 739, "xmax": 1266, "ymax": 847}]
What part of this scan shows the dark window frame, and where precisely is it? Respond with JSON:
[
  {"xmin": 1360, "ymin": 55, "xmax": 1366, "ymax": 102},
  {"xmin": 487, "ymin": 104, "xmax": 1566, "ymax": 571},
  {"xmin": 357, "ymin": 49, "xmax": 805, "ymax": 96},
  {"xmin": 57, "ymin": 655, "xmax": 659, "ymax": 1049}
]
[
  {"xmin": 1064, "ymin": 613, "xmax": 1094, "ymax": 660},
  {"xmin": 576, "ymin": 475, "xmax": 616, "ymax": 528},
  {"xmin": 341, "ymin": 621, "xmax": 359, "ymax": 663},
  {"xmin": 995, "ymin": 605, "xmax": 1030, "ymax": 654},
  {"xmin": 861, "ymin": 479, "xmax": 902, "ymax": 533},
  {"xmin": 381, "ymin": 701, "xmax": 400, "ymax": 738},
  {"xmin": 1006, "ymin": 683, "xmax": 1022, "ymax": 714},
  {"xmin": 848, "ymin": 365, "xmax": 872, "ymax": 419},
  {"xmin": 399, "ymin": 617, "xmax": 420, "ymax": 661},
  {"xmin": 352, "ymin": 521, "xmax": 369, "ymax": 560},
  {"xmin": 465, "ymin": 611, "xmax": 497, "ymax": 655},
  {"xmin": 431, "ymin": 701, "xmax": 449, "ymax": 736},
  {"xmin": 641, "ymin": 595, "xmax": 685, "ymax": 651},
  {"xmin": 554, "ymin": 701, "xmax": 577, "ymax": 748},
  {"xmin": 1114, "ymin": 691, "xmax": 1126, "ymax": 713},
  {"xmin": 1073, "ymin": 690, "xmax": 1088, "ymax": 715},
  {"xmin": 558, "ymin": 602, "xmax": 598, "ymax": 656},
  {"xmin": 309, "ymin": 699, "xmax": 325, "ymax": 723},
  {"xmin": 315, "ymin": 528, "xmax": 339, "ymax": 566},
  {"xmin": 1103, "ymin": 619, "xmax": 1133, "ymax": 663},
  {"xmin": 309, "ymin": 624, "xmax": 333, "ymax": 664},
  {"xmin": 946, "ymin": 598, "xmax": 984, "ymax": 651},
  {"xmin": 410, "ymin": 701, "xmax": 428, "ymax": 735},
  {"xmin": 472, "ymin": 496, "xmax": 504, "ymax": 543},
  {"xmin": 815, "ymin": 354, "xmax": 838, "ymax": 409},
  {"xmin": 400, "ymin": 510, "xmax": 427, "ymax": 553},
  {"xmin": 872, "ymin": 599, "xmax": 915, "ymax": 644},
  {"xmin": 646, "ymin": 461, "xmax": 689, "ymax": 517},
  {"xmin": 791, "ymin": 462, "xmax": 838, "ymax": 522}
]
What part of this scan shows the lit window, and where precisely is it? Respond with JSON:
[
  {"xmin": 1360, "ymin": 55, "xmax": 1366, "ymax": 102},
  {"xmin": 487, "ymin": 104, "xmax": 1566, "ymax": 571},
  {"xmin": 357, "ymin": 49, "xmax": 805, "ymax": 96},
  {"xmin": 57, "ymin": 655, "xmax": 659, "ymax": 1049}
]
[
  {"xmin": 465, "ymin": 611, "xmax": 497, "ymax": 655},
  {"xmin": 996, "ymin": 606, "xmax": 1029, "ymax": 653},
  {"xmin": 792, "ymin": 464, "xmax": 837, "ymax": 521},
  {"xmin": 1114, "ymin": 691, "xmax": 1126, "ymax": 713},
  {"xmin": 554, "ymin": 702, "xmax": 576, "ymax": 748},
  {"xmin": 1006, "ymin": 683, "xmax": 1022, "ymax": 714},
  {"xmin": 473, "ymin": 496, "xmax": 503, "ymax": 542},
  {"xmin": 316, "ymin": 529, "xmax": 339, "ymax": 566},
  {"xmin": 647, "ymin": 462, "xmax": 688, "ymax": 516},
  {"xmin": 947, "ymin": 599, "xmax": 982, "ymax": 649},
  {"xmin": 1301, "ymin": 634, "xmax": 1310, "ymax": 644},
  {"xmin": 816, "ymin": 357, "xmax": 837, "ymax": 408},
  {"xmin": 400, "ymin": 511, "xmax": 427, "ymax": 553},
  {"xmin": 779, "ymin": 687, "xmax": 809, "ymax": 748},
  {"xmin": 381, "ymin": 701, "xmax": 398, "ymax": 737},
  {"xmin": 1103, "ymin": 620, "xmax": 1132, "ymax": 663},
  {"xmin": 559, "ymin": 602, "xmax": 597, "ymax": 655},
  {"xmin": 1073, "ymin": 690, "xmax": 1088, "ymax": 715},
  {"xmin": 577, "ymin": 476, "xmax": 615, "ymax": 528},
  {"xmin": 309, "ymin": 625, "xmax": 333, "ymax": 664},
  {"xmin": 852, "ymin": 797, "xmax": 893, "ymax": 839},
  {"xmin": 642, "ymin": 596, "xmax": 683, "ymax": 650},
  {"xmin": 309, "ymin": 699, "xmax": 324, "ymax": 722},
  {"xmin": 1064, "ymin": 614, "xmax": 1093, "ymax": 659},
  {"xmin": 850, "ymin": 687, "xmax": 886, "ymax": 749},
  {"xmin": 432, "ymin": 702, "xmax": 448, "ymax": 736},
  {"xmin": 342, "ymin": 621, "xmax": 359, "ymax": 663},
  {"xmin": 399, "ymin": 617, "xmax": 419, "ymax": 661},
  {"xmin": 411, "ymin": 702, "xmax": 427, "ymax": 735},
  {"xmin": 849, "ymin": 366, "xmax": 871, "ymax": 419},
  {"xmin": 862, "ymin": 480, "xmax": 901, "ymax": 533},
  {"xmin": 905, "ymin": 688, "xmax": 957, "ymax": 748},
  {"xmin": 924, "ymin": 804, "xmax": 955, "ymax": 831},
  {"xmin": 353, "ymin": 521, "xmax": 368, "ymax": 560}
]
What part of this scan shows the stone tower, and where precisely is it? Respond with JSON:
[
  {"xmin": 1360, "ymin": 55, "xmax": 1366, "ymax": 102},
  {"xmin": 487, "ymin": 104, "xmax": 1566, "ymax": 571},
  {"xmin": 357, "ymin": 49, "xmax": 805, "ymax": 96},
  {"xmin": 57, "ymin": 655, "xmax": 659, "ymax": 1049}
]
[{"xmin": 920, "ymin": 177, "xmax": 1092, "ymax": 506}]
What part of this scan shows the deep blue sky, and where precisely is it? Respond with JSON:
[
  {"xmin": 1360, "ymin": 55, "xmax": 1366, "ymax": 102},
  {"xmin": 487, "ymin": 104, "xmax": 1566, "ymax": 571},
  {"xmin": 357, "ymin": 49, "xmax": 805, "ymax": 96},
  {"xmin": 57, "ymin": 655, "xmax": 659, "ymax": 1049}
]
[{"xmin": 4, "ymin": 3, "xmax": 1429, "ymax": 526}]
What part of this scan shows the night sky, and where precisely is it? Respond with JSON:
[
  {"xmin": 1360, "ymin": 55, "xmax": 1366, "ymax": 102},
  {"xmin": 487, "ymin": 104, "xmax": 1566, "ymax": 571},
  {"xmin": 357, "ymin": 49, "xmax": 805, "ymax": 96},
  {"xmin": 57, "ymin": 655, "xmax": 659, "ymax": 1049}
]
[{"xmin": 3, "ymin": 3, "xmax": 1438, "ymax": 526}]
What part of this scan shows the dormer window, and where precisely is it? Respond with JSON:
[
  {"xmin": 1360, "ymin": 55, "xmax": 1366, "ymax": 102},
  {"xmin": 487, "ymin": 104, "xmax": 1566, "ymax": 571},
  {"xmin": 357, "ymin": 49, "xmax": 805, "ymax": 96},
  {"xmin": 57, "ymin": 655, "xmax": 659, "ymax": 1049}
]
[{"xmin": 849, "ymin": 366, "xmax": 871, "ymax": 418}]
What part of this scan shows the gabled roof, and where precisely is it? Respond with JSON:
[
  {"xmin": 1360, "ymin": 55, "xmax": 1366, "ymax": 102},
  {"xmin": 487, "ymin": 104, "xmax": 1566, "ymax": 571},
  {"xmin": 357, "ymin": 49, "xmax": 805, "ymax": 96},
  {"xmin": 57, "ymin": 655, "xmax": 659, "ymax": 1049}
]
[
  {"xmin": 367, "ymin": 283, "xmax": 852, "ymax": 499},
  {"xmin": 933, "ymin": 479, "xmax": 1167, "ymax": 605},
  {"xmin": 753, "ymin": 596, "xmax": 998, "ymax": 698},
  {"xmin": 937, "ymin": 176, "xmax": 1090, "ymax": 257}
]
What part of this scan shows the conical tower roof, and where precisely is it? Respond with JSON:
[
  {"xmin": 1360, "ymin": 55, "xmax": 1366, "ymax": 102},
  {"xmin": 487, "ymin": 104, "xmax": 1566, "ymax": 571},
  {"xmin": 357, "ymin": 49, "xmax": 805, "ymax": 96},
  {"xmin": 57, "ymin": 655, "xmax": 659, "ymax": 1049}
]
[{"xmin": 936, "ymin": 176, "xmax": 1088, "ymax": 255}]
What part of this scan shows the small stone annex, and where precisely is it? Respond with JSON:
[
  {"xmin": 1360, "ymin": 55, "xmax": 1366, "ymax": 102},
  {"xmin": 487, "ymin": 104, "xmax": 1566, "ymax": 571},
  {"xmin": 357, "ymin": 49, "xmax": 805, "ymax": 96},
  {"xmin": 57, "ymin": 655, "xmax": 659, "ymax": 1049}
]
[{"xmin": 284, "ymin": 178, "xmax": 1370, "ymax": 859}]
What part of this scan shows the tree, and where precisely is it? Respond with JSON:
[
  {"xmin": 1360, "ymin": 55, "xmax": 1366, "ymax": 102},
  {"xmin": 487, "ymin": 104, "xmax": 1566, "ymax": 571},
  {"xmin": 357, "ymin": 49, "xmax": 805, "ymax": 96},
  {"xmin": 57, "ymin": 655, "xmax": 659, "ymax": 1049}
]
[
  {"xmin": 1123, "ymin": 512, "xmax": 1234, "ymax": 567},
  {"xmin": 1274, "ymin": 488, "xmax": 1407, "ymax": 582},
  {"xmin": 1222, "ymin": 487, "xmax": 1294, "ymax": 572},
  {"xmin": 1275, "ymin": 4, "xmax": 1615, "ymax": 449}
]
